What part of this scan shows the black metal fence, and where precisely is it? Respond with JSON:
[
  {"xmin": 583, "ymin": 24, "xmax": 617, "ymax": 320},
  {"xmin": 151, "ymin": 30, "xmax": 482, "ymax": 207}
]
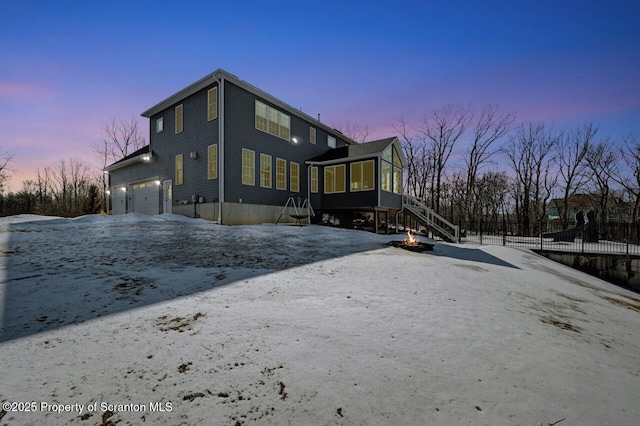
[{"xmin": 459, "ymin": 219, "xmax": 640, "ymax": 255}]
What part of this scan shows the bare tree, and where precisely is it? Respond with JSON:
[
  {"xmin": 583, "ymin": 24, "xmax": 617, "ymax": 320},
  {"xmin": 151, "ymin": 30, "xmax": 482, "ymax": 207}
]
[
  {"xmin": 463, "ymin": 104, "xmax": 515, "ymax": 223},
  {"xmin": 584, "ymin": 139, "xmax": 619, "ymax": 231},
  {"xmin": 503, "ymin": 123, "xmax": 558, "ymax": 235},
  {"xmin": 614, "ymin": 133, "xmax": 640, "ymax": 221},
  {"xmin": 554, "ymin": 123, "xmax": 596, "ymax": 228},
  {"xmin": 48, "ymin": 158, "xmax": 94, "ymax": 217},
  {"xmin": 419, "ymin": 104, "xmax": 470, "ymax": 214},
  {"xmin": 393, "ymin": 116, "xmax": 432, "ymax": 200},
  {"xmin": 93, "ymin": 116, "xmax": 146, "ymax": 196},
  {"xmin": 333, "ymin": 121, "xmax": 370, "ymax": 143},
  {"xmin": 0, "ymin": 150, "xmax": 14, "ymax": 193}
]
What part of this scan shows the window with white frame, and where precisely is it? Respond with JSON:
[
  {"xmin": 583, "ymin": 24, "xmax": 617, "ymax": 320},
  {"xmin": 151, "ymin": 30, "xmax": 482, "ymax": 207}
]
[
  {"xmin": 311, "ymin": 166, "xmax": 318, "ymax": 193},
  {"xmin": 255, "ymin": 100, "xmax": 291, "ymax": 140},
  {"xmin": 350, "ymin": 160, "xmax": 375, "ymax": 191},
  {"xmin": 207, "ymin": 87, "xmax": 218, "ymax": 121},
  {"xmin": 324, "ymin": 164, "xmax": 345, "ymax": 194},
  {"xmin": 242, "ymin": 149, "xmax": 255, "ymax": 186},
  {"xmin": 175, "ymin": 104, "xmax": 183, "ymax": 134},
  {"xmin": 276, "ymin": 158, "xmax": 286, "ymax": 190},
  {"xmin": 290, "ymin": 162, "xmax": 299, "ymax": 192},
  {"xmin": 175, "ymin": 154, "xmax": 183, "ymax": 185},
  {"xmin": 260, "ymin": 153, "xmax": 272, "ymax": 188},
  {"xmin": 208, "ymin": 144, "xmax": 217, "ymax": 179},
  {"xmin": 327, "ymin": 135, "xmax": 336, "ymax": 148},
  {"xmin": 156, "ymin": 117, "xmax": 164, "ymax": 133},
  {"xmin": 310, "ymin": 127, "xmax": 316, "ymax": 144}
]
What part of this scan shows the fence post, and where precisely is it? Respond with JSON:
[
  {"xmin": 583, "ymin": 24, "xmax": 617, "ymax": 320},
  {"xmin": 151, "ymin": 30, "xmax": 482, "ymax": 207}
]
[
  {"xmin": 502, "ymin": 219, "xmax": 506, "ymax": 246},
  {"xmin": 479, "ymin": 219, "xmax": 483, "ymax": 245},
  {"xmin": 540, "ymin": 220, "xmax": 543, "ymax": 251},
  {"xmin": 627, "ymin": 222, "xmax": 630, "ymax": 257}
]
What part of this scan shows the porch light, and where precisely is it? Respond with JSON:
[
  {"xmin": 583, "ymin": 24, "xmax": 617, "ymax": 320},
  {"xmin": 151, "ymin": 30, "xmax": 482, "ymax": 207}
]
[
  {"xmin": 142, "ymin": 154, "xmax": 151, "ymax": 161},
  {"xmin": 106, "ymin": 190, "xmax": 111, "ymax": 195},
  {"xmin": 120, "ymin": 187, "xmax": 126, "ymax": 192},
  {"xmin": 292, "ymin": 137, "xmax": 298, "ymax": 144},
  {"xmin": 154, "ymin": 180, "xmax": 161, "ymax": 185}
]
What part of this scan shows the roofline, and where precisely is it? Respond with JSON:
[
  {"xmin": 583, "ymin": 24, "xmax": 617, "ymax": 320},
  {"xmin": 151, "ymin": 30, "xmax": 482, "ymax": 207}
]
[
  {"xmin": 141, "ymin": 68, "xmax": 356, "ymax": 145},
  {"xmin": 104, "ymin": 150, "xmax": 154, "ymax": 172},
  {"xmin": 306, "ymin": 153, "xmax": 383, "ymax": 166}
]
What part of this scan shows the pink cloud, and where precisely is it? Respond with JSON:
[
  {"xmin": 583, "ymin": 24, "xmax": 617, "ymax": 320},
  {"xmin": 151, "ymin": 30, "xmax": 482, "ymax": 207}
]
[{"xmin": 0, "ymin": 81, "xmax": 57, "ymax": 102}]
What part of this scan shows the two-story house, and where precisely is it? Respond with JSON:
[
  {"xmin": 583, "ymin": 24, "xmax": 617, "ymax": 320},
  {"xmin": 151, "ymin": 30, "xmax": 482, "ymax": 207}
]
[{"xmin": 105, "ymin": 69, "xmax": 405, "ymax": 225}]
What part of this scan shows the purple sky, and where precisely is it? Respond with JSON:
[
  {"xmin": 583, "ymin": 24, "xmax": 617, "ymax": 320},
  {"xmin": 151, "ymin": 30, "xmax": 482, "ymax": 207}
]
[{"xmin": 1, "ymin": 0, "xmax": 639, "ymax": 192}]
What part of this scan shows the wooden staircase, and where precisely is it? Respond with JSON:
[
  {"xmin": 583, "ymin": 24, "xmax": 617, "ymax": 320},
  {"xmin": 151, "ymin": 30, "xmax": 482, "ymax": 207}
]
[{"xmin": 402, "ymin": 194, "xmax": 459, "ymax": 243}]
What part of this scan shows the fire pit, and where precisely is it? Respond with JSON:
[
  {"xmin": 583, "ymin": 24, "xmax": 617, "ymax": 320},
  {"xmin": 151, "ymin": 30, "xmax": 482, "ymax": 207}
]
[{"xmin": 387, "ymin": 231, "xmax": 434, "ymax": 252}]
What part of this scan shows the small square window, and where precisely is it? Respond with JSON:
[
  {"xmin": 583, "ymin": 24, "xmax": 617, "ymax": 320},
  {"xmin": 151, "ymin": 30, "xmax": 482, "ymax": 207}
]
[{"xmin": 328, "ymin": 135, "xmax": 336, "ymax": 149}]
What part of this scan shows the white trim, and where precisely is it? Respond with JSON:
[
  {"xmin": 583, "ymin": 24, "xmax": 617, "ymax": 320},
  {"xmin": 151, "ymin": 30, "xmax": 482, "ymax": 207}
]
[
  {"xmin": 241, "ymin": 148, "xmax": 255, "ymax": 186},
  {"xmin": 260, "ymin": 153, "xmax": 272, "ymax": 188}
]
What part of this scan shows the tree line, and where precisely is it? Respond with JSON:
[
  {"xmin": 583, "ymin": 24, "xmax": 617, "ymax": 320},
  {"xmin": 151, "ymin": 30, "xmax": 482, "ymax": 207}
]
[
  {"xmin": 395, "ymin": 103, "xmax": 639, "ymax": 236},
  {"xmin": 0, "ymin": 118, "xmax": 145, "ymax": 217},
  {"xmin": 1, "ymin": 110, "xmax": 639, "ymax": 238}
]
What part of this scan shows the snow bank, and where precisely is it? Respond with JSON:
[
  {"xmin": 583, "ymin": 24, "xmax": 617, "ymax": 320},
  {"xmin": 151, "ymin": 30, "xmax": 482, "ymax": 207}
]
[{"xmin": 1, "ymin": 214, "xmax": 639, "ymax": 425}]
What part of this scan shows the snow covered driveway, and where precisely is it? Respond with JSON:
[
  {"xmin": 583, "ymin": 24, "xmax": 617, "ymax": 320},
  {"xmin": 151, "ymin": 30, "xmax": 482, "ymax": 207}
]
[{"xmin": 1, "ymin": 214, "xmax": 639, "ymax": 425}]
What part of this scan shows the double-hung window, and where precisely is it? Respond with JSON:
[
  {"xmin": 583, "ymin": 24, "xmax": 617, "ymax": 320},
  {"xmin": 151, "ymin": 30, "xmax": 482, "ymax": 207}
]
[
  {"xmin": 276, "ymin": 158, "xmax": 286, "ymax": 190},
  {"xmin": 175, "ymin": 104, "xmax": 183, "ymax": 134},
  {"xmin": 260, "ymin": 154, "xmax": 272, "ymax": 188},
  {"xmin": 207, "ymin": 87, "xmax": 218, "ymax": 121},
  {"xmin": 290, "ymin": 162, "xmax": 299, "ymax": 192},
  {"xmin": 175, "ymin": 154, "xmax": 183, "ymax": 185},
  {"xmin": 208, "ymin": 144, "xmax": 217, "ymax": 179},
  {"xmin": 242, "ymin": 149, "xmax": 255, "ymax": 186}
]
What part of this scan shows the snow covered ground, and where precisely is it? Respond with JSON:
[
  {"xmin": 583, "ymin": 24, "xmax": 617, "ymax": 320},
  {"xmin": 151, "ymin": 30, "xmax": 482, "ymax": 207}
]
[{"xmin": 1, "ymin": 214, "xmax": 639, "ymax": 425}]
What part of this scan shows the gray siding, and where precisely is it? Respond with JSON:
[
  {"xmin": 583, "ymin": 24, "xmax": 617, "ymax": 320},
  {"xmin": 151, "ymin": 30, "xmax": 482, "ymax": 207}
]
[
  {"xmin": 223, "ymin": 81, "xmax": 348, "ymax": 207},
  {"xmin": 149, "ymin": 83, "xmax": 220, "ymax": 205}
]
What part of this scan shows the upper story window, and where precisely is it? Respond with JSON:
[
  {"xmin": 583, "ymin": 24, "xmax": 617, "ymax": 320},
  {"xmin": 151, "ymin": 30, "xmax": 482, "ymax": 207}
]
[
  {"xmin": 310, "ymin": 127, "xmax": 316, "ymax": 145},
  {"xmin": 208, "ymin": 87, "xmax": 218, "ymax": 121},
  {"xmin": 175, "ymin": 104, "xmax": 183, "ymax": 134},
  {"xmin": 156, "ymin": 117, "xmax": 164, "ymax": 133},
  {"xmin": 328, "ymin": 135, "xmax": 336, "ymax": 149},
  {"xmin": 255, "ymin": 100, "xmax": 291, "ymax": 141}
]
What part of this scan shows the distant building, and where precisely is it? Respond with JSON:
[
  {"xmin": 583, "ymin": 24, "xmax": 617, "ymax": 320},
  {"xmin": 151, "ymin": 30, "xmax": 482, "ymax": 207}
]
[
  {"xmin": 547, "ymin": 194, "xmax": 631, "ymax": 229},
  {"xmin": 105, "ymin": 69, "xmax": 406, "ymax": 225}
]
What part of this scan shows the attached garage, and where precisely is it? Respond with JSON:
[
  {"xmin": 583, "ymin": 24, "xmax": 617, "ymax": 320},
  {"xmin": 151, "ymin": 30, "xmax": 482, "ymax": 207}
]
[{"xmin": 131, "ymin": 180, "xmax": 160, "ymax": 215}]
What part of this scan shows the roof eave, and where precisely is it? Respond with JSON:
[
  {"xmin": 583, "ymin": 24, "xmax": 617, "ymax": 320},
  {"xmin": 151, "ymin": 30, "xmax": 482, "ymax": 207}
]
[{"xmin": 104, "ymin": 151, "xmax": 154, "ymax": 172}]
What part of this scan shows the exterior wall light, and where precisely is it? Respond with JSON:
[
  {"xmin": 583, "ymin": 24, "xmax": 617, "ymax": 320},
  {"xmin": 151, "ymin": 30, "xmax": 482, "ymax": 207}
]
[
  {"xmin": 292, "ymin": 137, "xmax": 298, "ymax": 144},
  {"xmin": 142, "ymin": 155, "xmax": 151, "ymax": 161},
  {"xmin": 120, "ymin": 187, "xmax": 126, "ymax": 192},
  {"xmin": 154, "ymin": 180, "xmax": 161, "ymax": 185}
]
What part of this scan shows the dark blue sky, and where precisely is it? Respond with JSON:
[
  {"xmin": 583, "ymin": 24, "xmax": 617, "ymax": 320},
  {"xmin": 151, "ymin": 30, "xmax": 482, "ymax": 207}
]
[{"xmin": 1, "ymin": 0, "xmax": 638, "ymax": 190}]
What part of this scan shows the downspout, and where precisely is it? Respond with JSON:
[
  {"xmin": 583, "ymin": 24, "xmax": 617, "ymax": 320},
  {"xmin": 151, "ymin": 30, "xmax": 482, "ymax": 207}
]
[{"xmin": 217, "ymin": 75, "xmax": 225, "ymax": 224}]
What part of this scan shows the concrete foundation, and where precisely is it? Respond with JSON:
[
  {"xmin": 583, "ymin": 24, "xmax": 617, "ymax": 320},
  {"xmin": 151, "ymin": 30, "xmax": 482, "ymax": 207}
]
[{"xmin": 172, "ymin": 202, "xmax": 305, "ymax": 225}]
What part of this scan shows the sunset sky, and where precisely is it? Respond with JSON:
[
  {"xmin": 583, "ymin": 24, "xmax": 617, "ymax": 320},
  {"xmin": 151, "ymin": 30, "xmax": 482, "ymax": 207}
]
[{"xmin": 1, "ymin": 0, "xmax": 638, "ymax": 192}]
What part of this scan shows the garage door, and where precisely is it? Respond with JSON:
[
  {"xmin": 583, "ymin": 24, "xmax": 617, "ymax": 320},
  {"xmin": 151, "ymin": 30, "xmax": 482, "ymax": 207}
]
[{"xmin": 131, "ymin": 180, "xmax": 159, "ymax": 215}]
